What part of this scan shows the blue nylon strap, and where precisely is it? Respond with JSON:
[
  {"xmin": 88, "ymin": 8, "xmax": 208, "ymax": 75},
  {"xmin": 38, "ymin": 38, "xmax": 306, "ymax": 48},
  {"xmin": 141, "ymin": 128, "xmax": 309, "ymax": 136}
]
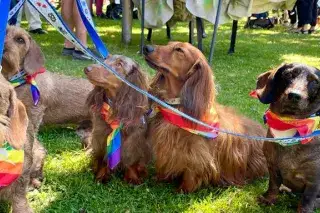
[
  {"xmin": 0, "ymin": 0, "xmax": 11, "ymax": 65},
  {"xmin": 8, "ymin": 0, "xmax": 25, "ymax": 21},
  {"xmin": 75, "ymin": 0, "xmax": 109, "ymax": 58},
  {"xmin": 23, "ymin": 0, "xmax": 320, "ymax": 145}
]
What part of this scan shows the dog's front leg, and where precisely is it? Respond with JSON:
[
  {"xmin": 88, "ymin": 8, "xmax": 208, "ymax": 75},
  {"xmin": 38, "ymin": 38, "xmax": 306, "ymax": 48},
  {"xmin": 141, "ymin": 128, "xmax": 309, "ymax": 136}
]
[
  {"xmin": 259, "ymin": 142, "xmax": 282, "ymax": 205},
  {"xmin": 298, "ymin": 182, "xmax": 320, "ymax": 213},
  {"xmin": 12, "ymin": 193, "xmax": 33, "ymax": 213}
]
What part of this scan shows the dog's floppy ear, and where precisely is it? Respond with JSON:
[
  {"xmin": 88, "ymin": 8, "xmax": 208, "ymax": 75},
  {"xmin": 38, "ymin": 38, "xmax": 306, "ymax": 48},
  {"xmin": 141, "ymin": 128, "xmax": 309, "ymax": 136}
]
[
  {"xmin": 255, "ymin": 63, "xmax": 293, "ymax": 104},
  {"xmin": 86, "ymin": 86, "xmax": 106, "ymax": 112},
  {"xmin": 180, "ymin": 58, "xmax": 215, "ymax": 120},
  {"xmin": 6, "ymin": 89, "xmax": 28, "ymax": 149},
  {"xmin": 113, "ymin": 66, "xmax": 148, "ymax": 124},
  {"xmin": 255, "ymin": 70, "xmax": 275, "ymax": 104},
  {"xmin": 24, "ymin": 39, "xmax": 45, "ymax": 74}
]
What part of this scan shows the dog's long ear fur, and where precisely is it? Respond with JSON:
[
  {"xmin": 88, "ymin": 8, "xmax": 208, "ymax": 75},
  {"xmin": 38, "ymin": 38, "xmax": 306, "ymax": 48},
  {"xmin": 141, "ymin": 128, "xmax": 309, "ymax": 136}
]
[
  {"xmin": 256, "ymin": 63, "xmax": 293, "ymax": 104},
  {"xmin": 24, "ymin": 39, "xmax": 45, "ymax": 74},
  {"xmin": 6, "ymin": 89, "xmax": 28, "ymax": 149},
  {"xmin": 86, "ymin": 86, "xmax": 106, "ymax": 112},
  {"xmin": 180, "ymin": 58, "xmax": 215, "ymax": 120},
  {"xmin": 113, "ymin": 66, "xmax": 148, "ymax": 124}
]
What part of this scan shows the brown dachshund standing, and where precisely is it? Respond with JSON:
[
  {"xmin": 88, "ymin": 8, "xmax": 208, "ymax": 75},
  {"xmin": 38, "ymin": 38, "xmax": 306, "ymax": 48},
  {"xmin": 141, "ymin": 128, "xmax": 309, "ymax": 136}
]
[
  {"xmin": 144, "ymin": 42, "xmax": 267, "ymax": 193},
  {"xmin": 85, "ymin": 55, "xmax": 150, "ymax": 184},
  {"xmin": 255, "ymin": 63, "xmax": 320, "ymax": 213}
]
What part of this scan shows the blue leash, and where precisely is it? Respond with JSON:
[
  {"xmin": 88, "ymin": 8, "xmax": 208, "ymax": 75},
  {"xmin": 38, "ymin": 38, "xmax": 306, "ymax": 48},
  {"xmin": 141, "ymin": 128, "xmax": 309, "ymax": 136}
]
[
  {"xmin": 75, "ymin": 0, "xmax": 108, "ymax": 58},
  {"xmin": 0, "ymin": 0, "xmax": 11, "ymax": 66},
  {"xmin": 7, "ymin": 0, "xmax": 320, "ymax": 146}
]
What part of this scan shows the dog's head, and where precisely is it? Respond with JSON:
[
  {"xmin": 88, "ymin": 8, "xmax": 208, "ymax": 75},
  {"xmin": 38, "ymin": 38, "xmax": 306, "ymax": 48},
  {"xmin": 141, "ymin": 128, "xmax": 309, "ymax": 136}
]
[
  {"xmin": 255, "ymin": 63, "xmax": 320, "ymax": 118},
  {"xmin": 1, "ymin": 26, "xmax": 45, "ymax": 79},
  {"xmin": 144, "ymin": 42, "xmax": 216, "ymax": 120},
  {"xmin": 0, "ymin": 74, "xmax": 28, "ymax": 149},
  {"xmin": 85, "ymin": 55, "xmax": 149, "ymax": 123}
]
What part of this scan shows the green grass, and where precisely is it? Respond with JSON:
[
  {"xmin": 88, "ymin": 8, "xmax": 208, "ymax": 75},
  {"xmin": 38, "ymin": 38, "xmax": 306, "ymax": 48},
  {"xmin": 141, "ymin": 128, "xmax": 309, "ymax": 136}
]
[{"xmin": 11, "ymin": 18, "xmax": 320, "ymax": 212}]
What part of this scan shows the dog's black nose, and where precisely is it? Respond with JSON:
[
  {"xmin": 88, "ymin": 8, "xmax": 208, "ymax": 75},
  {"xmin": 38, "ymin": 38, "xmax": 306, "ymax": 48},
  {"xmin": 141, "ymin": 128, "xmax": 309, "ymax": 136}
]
[
  {"xmin": 84, "ymin": 66, "xmax": 92, "ymax": 74},
  {"xmin": 143, "ymin": 45, "xmax": 154, "ymax": 55},
  {"xmin": 288, "ymin": 92, "xmax": 301, "ymax": 102}
]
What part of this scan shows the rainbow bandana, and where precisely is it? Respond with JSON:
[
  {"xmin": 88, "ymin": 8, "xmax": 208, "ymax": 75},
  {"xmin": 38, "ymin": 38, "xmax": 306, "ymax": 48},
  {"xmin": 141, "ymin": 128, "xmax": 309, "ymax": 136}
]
[
  {"xmin": 264, "ymin": 110, "xmax": 320, "ymax": 144},
  {"xmin": 0, "ymin": 142, "xmax": 24, "ymax": 188},
  {"xmin": 9, "ymin": 68, "xmax": 46, "ymax": 106},
  {"xmin": 100, "ymin": 102, "xmax": 122, "ymax": 170},
  {"xmin": 157, "ymin": 105, "xmax": 219, "ymax": 139}
]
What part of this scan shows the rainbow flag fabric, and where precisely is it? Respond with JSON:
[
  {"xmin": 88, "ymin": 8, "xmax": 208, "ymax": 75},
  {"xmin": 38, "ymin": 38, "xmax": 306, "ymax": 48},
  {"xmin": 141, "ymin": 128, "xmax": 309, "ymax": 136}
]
[
  {"xmin": 264, "ymin": 110, "xmax": 320, "ymax": 144},
  {"xmin": 9, "ymin": 68, "xmax": 45, "ymax": 106},
  {"xmin": 0, "ymin": 142, "xmax": 24, "ymax": 188},
  {"xmin": 157, "ymin": 106, "xmax": 219, "ymax": 139},
  {"xmin": 100, "ymin": 103, "xmax": 122, "ymax": 170}
]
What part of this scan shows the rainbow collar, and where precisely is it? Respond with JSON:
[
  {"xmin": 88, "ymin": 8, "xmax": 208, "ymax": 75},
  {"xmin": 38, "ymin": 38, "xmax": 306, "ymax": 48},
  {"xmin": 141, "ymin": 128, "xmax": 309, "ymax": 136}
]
[
  {"xmin": 100, "ymin": 102, "xmax": 122, "ymax": 170},
  {"xmin": 264, "ymin": 110, "xmax": 320, "ymax": 144},
  {"xmin": 9, "ymin": 68, "xmax": 45, "ymax": 106},
  {"xmin": 150, "ymin": 98, "xmax": 219, "ymax": 139}
]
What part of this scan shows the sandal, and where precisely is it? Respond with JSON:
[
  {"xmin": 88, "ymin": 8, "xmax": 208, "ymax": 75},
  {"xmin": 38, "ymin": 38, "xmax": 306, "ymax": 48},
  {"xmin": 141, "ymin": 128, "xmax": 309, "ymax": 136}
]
[{"xmin": 309, "ymin": 28, "xmax": 316, "ymax": 34}]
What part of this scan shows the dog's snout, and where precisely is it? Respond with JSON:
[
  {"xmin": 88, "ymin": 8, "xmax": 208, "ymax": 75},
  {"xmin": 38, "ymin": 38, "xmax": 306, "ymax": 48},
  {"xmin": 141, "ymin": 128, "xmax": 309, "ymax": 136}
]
[
  {"xmin": 84, "ymin": 66, "xmax": 93, "ymax": 74},
  {"xmin": 288, "ymin": 92, "xmax": 301, "ymax": 102},
  {"xmin": 143, "ymin": 45, "xmax": 154, "ymax": 55}
]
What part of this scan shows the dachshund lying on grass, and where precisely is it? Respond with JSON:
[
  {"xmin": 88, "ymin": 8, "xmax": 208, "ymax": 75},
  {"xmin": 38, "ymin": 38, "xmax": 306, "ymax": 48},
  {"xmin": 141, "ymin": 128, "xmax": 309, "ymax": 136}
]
[
  {"xmin": 0, "ymin": 74, "xmax": 35, "ymax": 213},
  {"xmin": 85, "ymin": 55, "xmax": 150, "ymax": 184},
  {"xmin": 255, "ymin": 63, "xmax": 320, "ymax": 213},
  {"xmin": 1, "ymin": 26, "xmax": 94, "ymax": 187},
  {"xmin": 144, "ymin": 42, "xmax": 267, "ymax": 193}
]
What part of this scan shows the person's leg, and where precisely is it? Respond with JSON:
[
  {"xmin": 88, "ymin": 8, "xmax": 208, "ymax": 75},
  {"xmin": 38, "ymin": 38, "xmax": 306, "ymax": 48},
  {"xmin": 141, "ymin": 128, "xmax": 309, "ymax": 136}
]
[
  {"xmin": 89, "ymin": 0, "xmax": 94, "ymax": 15},
  {"xmin": 96, "ymin": 0, "xmax": 103, "ymax": 16},
  {"xmin": 296, "ymin": 0, "xmax": 312, "ymax": 32},
  {"xmin": 73, "ymin": 0, "xmax": 87, "ymax": 47},
  {"xmin": 310, "ymin": 0, "xmax": 318, "ymax": 30},
  {"xmin": 24, "ymin": 2, "xmax": 47, "ymax": 33},
  {"xmin": 72, "ymin": 0, "xmax": 91, "ymax": 60},
  {"xmin": 61, "ymin": 0, "xmax": 76, "ymax": 50}
]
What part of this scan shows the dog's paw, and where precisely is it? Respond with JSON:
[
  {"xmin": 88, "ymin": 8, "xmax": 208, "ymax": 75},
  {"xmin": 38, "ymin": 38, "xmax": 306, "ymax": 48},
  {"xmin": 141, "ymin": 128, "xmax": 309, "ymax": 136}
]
[
  {"xmin": 176, "ymin": 181, "xmax": 197, "ymax": 194},
  {"xmin": 124, "ymin": 164, "xmax": 145, "ymax": 185},
  {"xmin": 95, "ymin": 167, "xmax": 110, "ymax": 184},
  {"xmin": 28, "ymin": 178, "xmax": 42, "ymax": 191},
  {"xmin": 258, "ymin": 195, "xmax": 277, "ymax": 206}
]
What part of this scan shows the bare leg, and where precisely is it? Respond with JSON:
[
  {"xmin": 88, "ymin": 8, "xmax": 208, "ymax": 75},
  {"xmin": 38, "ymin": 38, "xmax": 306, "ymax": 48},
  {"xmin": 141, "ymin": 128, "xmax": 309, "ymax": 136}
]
[
  {"xmin": 61, "ymin": 0, "xmax": 75, "ymax": 49},
  {"xmin": 72, "ymin": 0, "xmax": 87, "ymax": 48}
]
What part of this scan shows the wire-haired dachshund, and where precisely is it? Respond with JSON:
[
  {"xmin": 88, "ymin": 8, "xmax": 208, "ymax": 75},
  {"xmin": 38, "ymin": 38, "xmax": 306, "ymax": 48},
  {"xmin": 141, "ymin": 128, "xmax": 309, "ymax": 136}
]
[{"xmin": 256, "ymin": 63, "xmax": 320, "ymax": 213}]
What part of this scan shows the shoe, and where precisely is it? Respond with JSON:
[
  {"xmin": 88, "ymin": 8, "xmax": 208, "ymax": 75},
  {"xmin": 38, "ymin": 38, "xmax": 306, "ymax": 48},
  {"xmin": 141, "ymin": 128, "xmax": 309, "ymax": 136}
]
[
  {"xmin": 62, "ymin": 47, "xmax": 75, "ymax": 56},
  {"xmin": 97, "ymin": 14, "xmax": 107, "ymax": 18},
  {"xmin": 309, "ymin": 28, "xmax": 316, "ymax": 34},
  {"xmin": 29, "ymin": 28, "xmax": 48, "ymax": 34},
  {"xmin": 72, "ymin": 50, "xmax": 92, "ymax": 61}
]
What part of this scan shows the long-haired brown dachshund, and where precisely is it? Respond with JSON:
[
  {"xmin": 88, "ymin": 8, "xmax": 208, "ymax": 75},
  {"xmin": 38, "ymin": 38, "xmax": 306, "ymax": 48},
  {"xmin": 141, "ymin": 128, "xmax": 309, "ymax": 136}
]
[
  {"xmin": 85, "ymin": 55, "xmax": 151, "ymax": 184},
  {"xmin": 143, "ymin": 42, "xmax": 267, "ymax": 193}
]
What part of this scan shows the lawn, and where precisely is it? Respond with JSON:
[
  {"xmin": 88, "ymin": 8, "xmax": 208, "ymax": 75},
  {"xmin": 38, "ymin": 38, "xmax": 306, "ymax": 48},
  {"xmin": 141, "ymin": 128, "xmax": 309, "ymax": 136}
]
[{"xmin": 5, "ymin": 17, "xmax": 320, "ymax": 213}]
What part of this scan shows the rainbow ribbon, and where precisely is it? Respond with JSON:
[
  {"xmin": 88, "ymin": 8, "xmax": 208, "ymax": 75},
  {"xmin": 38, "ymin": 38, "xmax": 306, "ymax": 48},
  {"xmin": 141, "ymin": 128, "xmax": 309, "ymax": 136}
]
[
  {"xmin": 101, "ymin": 103, "xmax": 122, "ymax": 170},
  {"xmin": 264, "ymin": 110, "xmax": 320, "ymax": 144},
  {"xmin": 9, "ymin": 68, "xmax": 45, "ymax": 106},
  {"xmin": 0, "ymin": 142, "xmax": 24, "ymax": 188},
  {"xmin": 157, "ymin": 106, "xmax": 219, "ymax": 139}
]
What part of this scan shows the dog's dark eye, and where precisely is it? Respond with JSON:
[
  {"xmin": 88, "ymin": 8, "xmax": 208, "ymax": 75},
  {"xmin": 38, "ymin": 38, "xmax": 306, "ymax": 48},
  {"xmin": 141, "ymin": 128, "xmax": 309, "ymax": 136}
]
[
  {"xmin": 175, "ymin": 47, "xmax": 184, "ymax": 53},
  {"xmin": 15, "ymin": 37, "xmax": 25, "ymax": 44},
  {"xmin": 283, "ymin": 71, "xmax": 292, "ymax": 79}
]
